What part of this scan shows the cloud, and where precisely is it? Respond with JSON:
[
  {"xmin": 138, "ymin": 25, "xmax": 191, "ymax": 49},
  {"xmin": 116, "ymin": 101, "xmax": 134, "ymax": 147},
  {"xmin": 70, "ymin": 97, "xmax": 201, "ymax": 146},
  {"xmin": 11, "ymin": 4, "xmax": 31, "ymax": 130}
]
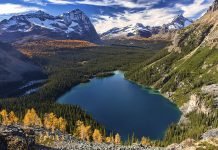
[
  {"xmin": 93, "ymin": 8, "xmax": 177, "ymax": 33},
  {"xmin": 23, "ymin": 0, "xmax": 47, "ymax": 6},
  {"xmin": 47, "ymin": 0, "xmax": 74, "ymax": 5},
  {"xmin": 23, "ymin": 0, "xmax": 74, "ymax": 5},
  {"xmin": 175, "ymin": 0, "xmax": 214, "ymax": 18},
  {"xmin": 93, "ymin": 0, "xmax": 214, "ymax": 33},
  {"xmin": 0, "ymin": 3, "xmax": 42, "ymax": 15},
  {"xmin": 71, "ymin": 0, "xmax": 161, "ymax": 8}
]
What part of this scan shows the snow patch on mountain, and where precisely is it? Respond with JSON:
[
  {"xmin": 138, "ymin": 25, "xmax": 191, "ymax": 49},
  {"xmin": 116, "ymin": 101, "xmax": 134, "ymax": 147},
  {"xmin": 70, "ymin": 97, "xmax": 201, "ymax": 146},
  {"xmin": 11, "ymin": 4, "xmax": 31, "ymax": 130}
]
[
  {"xmin": 0, "ymin": 9, "xmax": 100, "ymax": 43},
  {"xmin": 101, "ymin": 14, "xmax": 193, "ymax": 40}
]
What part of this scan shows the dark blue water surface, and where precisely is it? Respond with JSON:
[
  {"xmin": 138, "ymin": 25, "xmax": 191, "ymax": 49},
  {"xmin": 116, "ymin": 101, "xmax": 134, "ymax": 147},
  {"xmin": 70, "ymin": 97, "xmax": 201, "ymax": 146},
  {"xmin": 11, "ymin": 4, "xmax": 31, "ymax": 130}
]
[{"xmin": 58, "ymin": 71, "xmax": 181, "ymax": 140}]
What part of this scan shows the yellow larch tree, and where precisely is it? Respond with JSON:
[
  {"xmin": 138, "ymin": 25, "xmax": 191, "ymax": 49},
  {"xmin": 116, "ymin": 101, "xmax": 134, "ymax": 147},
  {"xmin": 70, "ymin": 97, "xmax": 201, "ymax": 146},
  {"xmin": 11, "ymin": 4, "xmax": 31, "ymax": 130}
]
[
  {"xmin": 74, "ymin": 120, "xmax": 92, "ymax": 141},
  {"xmin": 0, "ymin": 109, "xmax": 10, "ymax": 125},
  {"xmin": 114, "ymin": 133, "xmax": 121, "ymax": 145},
  {"xmin": 23, "ymin": 108, "xmax": 42, "ymax": 127},
  {"xmin": 92, "ymin": 129, "xmax": 102, "ymax": 143},
  {"xmin": 8, "ymin": 111, "xmax": 18, "ymax": 124},
  {"xmin": 58, "ymin": 117, "xmax": 67, "ymax": 132},
  {"xmin": 141, "ymin": 137, "xmax": 152, "ymax": 146},
  {"xmin": 43, "ymin": 113, "xmax": 59, "ymax": 132}
]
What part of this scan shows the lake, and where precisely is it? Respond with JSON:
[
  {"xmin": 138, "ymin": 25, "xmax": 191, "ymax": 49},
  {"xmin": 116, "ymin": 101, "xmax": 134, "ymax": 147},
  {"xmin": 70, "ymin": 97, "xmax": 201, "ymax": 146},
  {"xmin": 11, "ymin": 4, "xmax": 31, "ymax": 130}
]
[{"xmin": 58, "ymin": 71, "xmax": 181, "ymax": 140}]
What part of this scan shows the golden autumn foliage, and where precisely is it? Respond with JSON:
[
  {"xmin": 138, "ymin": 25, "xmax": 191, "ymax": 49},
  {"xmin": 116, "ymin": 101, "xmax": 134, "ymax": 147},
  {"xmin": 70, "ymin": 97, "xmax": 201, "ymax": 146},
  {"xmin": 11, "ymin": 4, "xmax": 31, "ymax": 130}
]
[
  {"xmin": 0, "ymin": 110, "xmax": 18, "ymax": 125},
  {"xmin": 92, "ymin": 129, "xmax": 102, "ymax": 143},
  {"xmin": 43, "ymin": 113, "xmax": 67, "ymax": 132},
  {"xmin": 8, "ymin": 111, "xmax": 19, "ymax": 124},
  {"xmin": 114, "ymin": 133, "xmax": 121, "ymax": 145},
  {"xmin": 141, "ymin": 137, "xmax": 152, "ymax": 146},
  {"xmin": 74, "ymin": 120, "xmax": 92, "ymax": 141},
  {"xmin": 0, "ymin": 109, "xmax": 10, "ymax": 125},
  {"xmin": 58, "ymin": 117, "xmax": 67, "ymax": 132},
  {"xmin": 17, "ymin": 40, "xmax": 98, "ymax": 57},
  {"xmin": 105, "ymin": 137, "xmax": 112, "ymax": 143},
  {"xmin": 23, "ymin": 108, "xmax": 42, "ymax": 127},
  {"xmin": 44, "ymin": 113, "xmax": 59, "ymax": 131}
]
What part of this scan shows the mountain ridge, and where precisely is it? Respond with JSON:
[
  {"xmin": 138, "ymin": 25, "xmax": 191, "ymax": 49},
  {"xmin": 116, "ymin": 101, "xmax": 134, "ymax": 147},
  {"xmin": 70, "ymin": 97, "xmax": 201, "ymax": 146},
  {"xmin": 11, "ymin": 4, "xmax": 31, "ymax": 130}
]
[
  {"xmin": 0, "ymin": 9, "xmax": 100, "ymax": 43},
  {"xmin": 101, "ymin": 14, "xmax": 193, "ymax": 40}
]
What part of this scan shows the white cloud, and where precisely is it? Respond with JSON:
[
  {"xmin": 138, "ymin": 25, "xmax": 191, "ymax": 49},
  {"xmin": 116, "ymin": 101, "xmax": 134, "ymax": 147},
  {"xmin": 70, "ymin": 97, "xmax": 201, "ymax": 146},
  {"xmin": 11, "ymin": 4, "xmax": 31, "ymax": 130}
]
[
  {"xmin": 0, "ymin": 3, "xmax": 42, "ymax": 15},
  {"xmin": 94, "ymin": 8, "xmax": 177, "ymax": 33},
  {"xmin": 23, "ymin": 0, "xmax": 47, "ymax": 6},
  {"xmin": 93, "ymin": 0, "xmax": 215, "ymax": 33},
  {"xmin": 47, "ymin": 0, "xmax": 74, "ymax": 4},
  {"xmin": 72, "ymin": 0, "xmax": 161, "ymax": 8},
  {"xmin": 175, "ymin": 0, "xmax": 214, "ymax": 18}
]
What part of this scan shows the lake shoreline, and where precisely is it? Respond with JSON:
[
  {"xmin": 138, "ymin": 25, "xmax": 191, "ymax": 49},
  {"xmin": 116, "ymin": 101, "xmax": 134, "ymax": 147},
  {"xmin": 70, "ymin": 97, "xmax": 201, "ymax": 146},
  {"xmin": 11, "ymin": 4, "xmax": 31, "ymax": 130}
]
[{"xmin": 57, "ymin": 70, "xmax": 181, "ymax": 140}]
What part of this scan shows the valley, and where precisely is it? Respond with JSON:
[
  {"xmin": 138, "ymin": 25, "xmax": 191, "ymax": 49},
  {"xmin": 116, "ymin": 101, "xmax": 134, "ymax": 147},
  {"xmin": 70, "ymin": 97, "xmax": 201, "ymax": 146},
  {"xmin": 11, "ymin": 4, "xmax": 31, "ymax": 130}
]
[
  {"xmin": 0, "ymin": 0, "xmax": 217, "ymax": 149},
  {"xmin": 0, "ymin": 38, "xmax": 169, "ymax": 144}
]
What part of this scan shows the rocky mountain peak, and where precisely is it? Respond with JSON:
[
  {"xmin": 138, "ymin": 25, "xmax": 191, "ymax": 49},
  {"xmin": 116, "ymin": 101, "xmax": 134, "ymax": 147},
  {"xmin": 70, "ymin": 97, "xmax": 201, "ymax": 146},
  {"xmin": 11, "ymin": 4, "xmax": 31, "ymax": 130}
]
[
  {"xmin": 164, "ymin": 14, "xmax": 193, "ymax": 30},
  {"xmin": 0, "ymin": 9, "xmax": 100, "ymax": 43},
  {"xmin": 208, "ymin": 0, "xmax": 218, "ymax": 12},
  {"xmin": 63, "ymin": 9, "xmax": 90, "ymax": 25}
]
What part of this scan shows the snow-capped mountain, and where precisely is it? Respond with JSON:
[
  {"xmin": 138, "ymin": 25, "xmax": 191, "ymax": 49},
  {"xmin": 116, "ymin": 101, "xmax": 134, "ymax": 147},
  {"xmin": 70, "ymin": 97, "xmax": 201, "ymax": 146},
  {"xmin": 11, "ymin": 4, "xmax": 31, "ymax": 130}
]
[
  {"xmin": 163, "ymin": 14, "xmax": 193, "ymax": 30},
  {"xmin": 0, "ymin": 9, "xmax": 100, "ymax": 43},
  {"xmin": 101, "ymin": 14, "xmax": 193, "ymax": 39},
  {"xmin": 101, "ymin": 23, "xmax": 161, "ymax": 39}
]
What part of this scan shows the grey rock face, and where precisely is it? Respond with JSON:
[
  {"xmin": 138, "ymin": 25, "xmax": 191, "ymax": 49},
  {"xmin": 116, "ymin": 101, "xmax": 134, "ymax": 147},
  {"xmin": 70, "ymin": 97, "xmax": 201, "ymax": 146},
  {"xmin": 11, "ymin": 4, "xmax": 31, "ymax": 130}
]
[
  {"xmin": 0, "ymin": 125, "xmax": 35, "ymax": 150},
  {"xmin": 208, "ymin": 0, "xmax": 218, "ymax": 12},
  {"xmin": 202, "ymin": 128, "xmax": 218, "ymax": 140}
]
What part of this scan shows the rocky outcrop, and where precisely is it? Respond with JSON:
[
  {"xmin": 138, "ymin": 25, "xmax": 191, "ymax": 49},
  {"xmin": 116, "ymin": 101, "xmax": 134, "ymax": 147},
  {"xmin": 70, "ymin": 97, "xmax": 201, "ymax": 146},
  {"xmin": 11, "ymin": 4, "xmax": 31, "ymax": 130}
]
[
  {"xmin": 166, "ymin": 128, "xmax": 218, "ymax": 150},
  {"xmin": 202, "ymin": 128, "xmax": 218, "ymax": 140},
  {"xmin": 0, "ymin": 125, "xmax": 35, "ymax": 150},
  {"xmin": 202, "ymin": 84, "xmax": 218, "ymax": 108},
  {"xmin": 179, "ymin": 94, "xmax": 210, "ymax": 124},
  {"xmin": 208, "ymin": 0, "xmax": 218, "ymax": 12},
  {"xmin": 202, "ymin": 84, "xmax": 218, "ymax": 96},
  {"xmin": 180, "ymin": 94, "xmax": 210, "ymax": 115},
  {"xmin": 0, "ymin": 125, "xmax": 161, "ymax": 150}
]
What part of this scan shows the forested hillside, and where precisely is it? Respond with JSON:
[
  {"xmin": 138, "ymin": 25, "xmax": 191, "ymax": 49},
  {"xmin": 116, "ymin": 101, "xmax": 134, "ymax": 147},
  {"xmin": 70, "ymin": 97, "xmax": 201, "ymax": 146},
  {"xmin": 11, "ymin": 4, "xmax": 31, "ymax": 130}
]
[{"xmin": 126, "ymin": 1, "xmax": 218, "ymax": 146}]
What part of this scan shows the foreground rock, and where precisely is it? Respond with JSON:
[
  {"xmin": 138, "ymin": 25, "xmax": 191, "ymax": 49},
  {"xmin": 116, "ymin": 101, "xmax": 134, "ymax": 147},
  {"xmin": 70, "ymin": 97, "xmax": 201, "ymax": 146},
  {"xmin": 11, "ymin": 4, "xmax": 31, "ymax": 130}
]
[
  {"xmin": 0, "ymin": 125, "xmax": 217, "ymax": 150},
  {"xmin": 0, "ymin": 125, "xmax": 35, "ymax": 150}
]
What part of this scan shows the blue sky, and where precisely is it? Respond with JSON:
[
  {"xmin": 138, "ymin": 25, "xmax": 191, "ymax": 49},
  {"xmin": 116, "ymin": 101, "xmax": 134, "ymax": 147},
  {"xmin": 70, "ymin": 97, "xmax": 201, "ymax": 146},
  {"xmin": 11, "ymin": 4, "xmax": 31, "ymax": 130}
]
[{"xmin": 0, "ymin": 0, "xmax": 214, "ymax": 33}]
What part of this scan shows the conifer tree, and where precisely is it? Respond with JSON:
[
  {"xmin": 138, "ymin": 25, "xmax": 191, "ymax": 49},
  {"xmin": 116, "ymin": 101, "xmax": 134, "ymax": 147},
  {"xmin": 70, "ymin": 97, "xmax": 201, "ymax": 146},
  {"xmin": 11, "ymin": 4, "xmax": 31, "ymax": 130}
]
[
  {"xmin": 58, "ymin": 117, "xmax": 67, "ymax": 132},
  {"xmin": 44, "ymin": 113, "xmax": 58, "ymax": 132},
  {"xmin": 141, "ymin": 137, "xmax": 151, "ymax": 146},
  {"xmin": 8, "ymin": 111, "xmax": 18, "ymax": 124},
  {"xmin": 23, "ymin": 108, "xmax": 42, "ymax": 127},
  {"xmin": 74, "ymin": 120, "xmax": 92, "ymax": 141},
  {"xmin": 92, "ymin": 129, "xmax": 102, "ymax": 143},
  {"xmin": 114, "ymin": 133, "xmax": 121, "ymax": 145},
  {"xmin": 0, "ymin": 109, "xmax": 10, "ymax": 125}
]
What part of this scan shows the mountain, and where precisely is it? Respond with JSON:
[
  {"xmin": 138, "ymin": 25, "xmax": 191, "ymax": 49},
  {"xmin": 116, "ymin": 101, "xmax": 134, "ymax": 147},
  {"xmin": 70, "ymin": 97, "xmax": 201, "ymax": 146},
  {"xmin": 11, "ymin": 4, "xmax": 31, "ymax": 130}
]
[
  {"xmin": 101, "ymin": 14, "xmax": 193, "ymax": 40},
  {"xmin": 126, "ymin": 0, "xmax": 218, "ymax": 144},
  {"xmin": 0, "ymin": 42, "xmax": 42, "ymax": 83},
  {"xmin": 0, "ymin": 9, "xmax": 100, "ymax": 43},
  {"xmin": 163, "ymin": 14, "xmax": 193, "ymax": 30}
]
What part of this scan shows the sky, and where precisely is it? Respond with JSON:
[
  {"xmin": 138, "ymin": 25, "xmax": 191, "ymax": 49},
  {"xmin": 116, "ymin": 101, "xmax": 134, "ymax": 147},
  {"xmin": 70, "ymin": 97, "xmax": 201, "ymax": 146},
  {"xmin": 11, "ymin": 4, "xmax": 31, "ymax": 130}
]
[{"xmin": 0, "ymin": 0, "xmax": 214, "ymax": 33}]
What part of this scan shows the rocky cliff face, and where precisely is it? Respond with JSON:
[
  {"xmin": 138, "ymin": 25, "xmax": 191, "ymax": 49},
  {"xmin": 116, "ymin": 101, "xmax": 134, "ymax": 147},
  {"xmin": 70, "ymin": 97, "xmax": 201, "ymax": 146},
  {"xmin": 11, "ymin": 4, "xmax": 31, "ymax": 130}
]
[
  {"xmin": 208, "ymin": 0, "xmax": 218, "ymax": 12},
  {"xmin": 0, "ymin": 9, "xmax": 100, "ymax": 43}
]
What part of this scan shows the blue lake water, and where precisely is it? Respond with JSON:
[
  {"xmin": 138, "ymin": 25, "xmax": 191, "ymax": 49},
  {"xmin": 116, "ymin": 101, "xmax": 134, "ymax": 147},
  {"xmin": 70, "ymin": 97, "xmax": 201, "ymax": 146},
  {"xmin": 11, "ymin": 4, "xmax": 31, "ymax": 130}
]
[{"xmin": 58, "ymin": 71, "xmax": 181, "ymax": 140}]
